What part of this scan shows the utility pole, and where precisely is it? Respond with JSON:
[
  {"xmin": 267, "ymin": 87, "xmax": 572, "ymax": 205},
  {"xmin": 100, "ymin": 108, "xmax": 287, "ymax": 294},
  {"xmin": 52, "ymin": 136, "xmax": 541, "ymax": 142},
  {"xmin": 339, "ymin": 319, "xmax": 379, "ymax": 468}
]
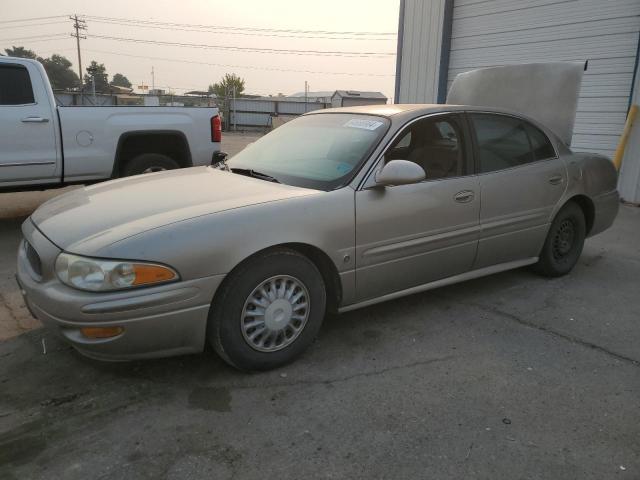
[
  {"xmin": 70, "ymin": 15, "xmax": 87, "ymax": 92},
  {"xmin": 304, "ymin": 80, "xmax": 308, "ymax": 113},
  {"xmin": 151, "ymin": 66, "xmax": 155, "ymax": 92}
]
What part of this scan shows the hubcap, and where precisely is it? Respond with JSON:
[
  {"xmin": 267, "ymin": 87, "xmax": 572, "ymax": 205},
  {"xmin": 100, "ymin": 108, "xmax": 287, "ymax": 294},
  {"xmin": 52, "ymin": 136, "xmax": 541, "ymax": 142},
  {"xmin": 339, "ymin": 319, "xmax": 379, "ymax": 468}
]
[
  {"xmin": 241, "ymin": 275, "xmax": 310, "ymax": 352},
  {"xmin": 142, "ymin": 166, "xmax": 167, "ymax": 174},
  {"xmin": 552, "ymin": 219, "xmax": 575, "ymax": 260}
]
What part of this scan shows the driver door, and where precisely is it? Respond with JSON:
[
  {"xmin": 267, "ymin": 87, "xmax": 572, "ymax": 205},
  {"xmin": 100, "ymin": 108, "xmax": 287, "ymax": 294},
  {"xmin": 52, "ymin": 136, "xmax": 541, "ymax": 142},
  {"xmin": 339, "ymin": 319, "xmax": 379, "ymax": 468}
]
[{"xmin": 354, "ymin": 114, "xmax": 480, "ymax": 301}]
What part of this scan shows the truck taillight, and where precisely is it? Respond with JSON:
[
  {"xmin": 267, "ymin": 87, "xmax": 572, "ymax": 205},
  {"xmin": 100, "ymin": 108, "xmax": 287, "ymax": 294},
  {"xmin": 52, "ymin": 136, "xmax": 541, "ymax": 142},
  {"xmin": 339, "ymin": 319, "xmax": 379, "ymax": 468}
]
[{"xmin": 211, "ymin": 115, "xmax": 222, "ymax": 142}]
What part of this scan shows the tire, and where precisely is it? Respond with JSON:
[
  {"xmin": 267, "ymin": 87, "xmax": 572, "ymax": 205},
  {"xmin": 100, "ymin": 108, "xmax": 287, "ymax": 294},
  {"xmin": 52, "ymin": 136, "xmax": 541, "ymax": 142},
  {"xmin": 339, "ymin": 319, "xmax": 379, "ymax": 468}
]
[
  {"xmin": 208, "ymin": 249, "xmax": 326, "ymax": 371},
  {"xmin": 122, "ymin": 153, "xmax": 180, "ymax": 177},
  {"xmin": 533, "ymin": 201, "xmax": 586, "ymax": 277}
]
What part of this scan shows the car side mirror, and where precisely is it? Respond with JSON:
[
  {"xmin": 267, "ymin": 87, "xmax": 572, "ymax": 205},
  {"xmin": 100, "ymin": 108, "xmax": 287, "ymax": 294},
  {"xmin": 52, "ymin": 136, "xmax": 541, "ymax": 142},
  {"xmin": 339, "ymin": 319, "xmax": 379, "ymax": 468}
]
[
  {"xmin": 212, "ymin": 151, "xmax": 228, "ymax": 164},
  {"xmin": 211, "ymin": 151, "xmax": 229, "ymax": 170},
  {"xmin": 375, "ymin": 160, "xmax": 426, "ymax": 186}
]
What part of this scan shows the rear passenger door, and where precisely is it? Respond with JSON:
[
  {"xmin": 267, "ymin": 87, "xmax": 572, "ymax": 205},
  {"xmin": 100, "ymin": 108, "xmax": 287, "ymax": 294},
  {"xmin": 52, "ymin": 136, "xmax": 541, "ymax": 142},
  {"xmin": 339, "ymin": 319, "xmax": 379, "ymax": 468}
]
[{"xmin": 469, "ymin": 113, "xmax": 567, "ymax": 269}]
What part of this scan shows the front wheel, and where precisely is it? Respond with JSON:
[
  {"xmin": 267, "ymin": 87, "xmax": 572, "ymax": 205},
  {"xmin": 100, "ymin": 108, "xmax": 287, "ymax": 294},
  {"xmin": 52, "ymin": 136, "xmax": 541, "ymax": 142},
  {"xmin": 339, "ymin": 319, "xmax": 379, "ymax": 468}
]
[
  {"xmin": 208, "ymin": 249, "xmax": 326, "ymax": 371},
  {"xmin": 533, "ymin": 201, "xmax": 586, "ymax": 277}
]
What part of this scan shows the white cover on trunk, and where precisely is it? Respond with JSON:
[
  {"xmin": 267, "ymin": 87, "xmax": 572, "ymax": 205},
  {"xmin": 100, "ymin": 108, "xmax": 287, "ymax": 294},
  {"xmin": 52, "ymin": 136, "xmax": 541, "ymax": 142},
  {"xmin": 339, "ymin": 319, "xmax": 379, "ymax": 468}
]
[{"xmin": 447, "ymin": 62, "xmax": 585, "ymax": 145}]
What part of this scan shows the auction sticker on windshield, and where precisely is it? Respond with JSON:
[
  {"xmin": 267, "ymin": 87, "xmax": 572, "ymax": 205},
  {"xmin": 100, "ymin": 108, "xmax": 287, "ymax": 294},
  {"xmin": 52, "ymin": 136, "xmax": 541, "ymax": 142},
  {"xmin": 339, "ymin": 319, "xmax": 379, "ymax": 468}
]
[{"xmin": 343, "ymin": 118, "xmax": 384, "ymax": 130}]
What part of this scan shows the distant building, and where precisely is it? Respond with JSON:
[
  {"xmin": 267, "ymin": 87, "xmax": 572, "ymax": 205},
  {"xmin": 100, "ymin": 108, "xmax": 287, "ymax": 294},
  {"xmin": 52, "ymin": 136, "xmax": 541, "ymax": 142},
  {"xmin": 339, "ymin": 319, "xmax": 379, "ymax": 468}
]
[
  {"xmin": 331, "ymin": 90, "xmax": 388, "ymax": 108},
  {"xmin": 184, "ymin": 90, "xmax": 210, "ymax": 97},
  {"xmin": 289, "ymin": 91, "xmax": 335, "ymax": 103},
  {"xmin": 289, "ymin": 90, "xmax": 388, "ymax": 107}
]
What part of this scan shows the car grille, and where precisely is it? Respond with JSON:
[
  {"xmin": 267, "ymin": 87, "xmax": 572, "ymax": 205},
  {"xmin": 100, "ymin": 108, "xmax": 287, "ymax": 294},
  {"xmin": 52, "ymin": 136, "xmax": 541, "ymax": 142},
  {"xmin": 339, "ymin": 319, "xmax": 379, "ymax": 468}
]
[{"xmin": 25, "ymin": 241, "xmax": 42, "ymax": 277}]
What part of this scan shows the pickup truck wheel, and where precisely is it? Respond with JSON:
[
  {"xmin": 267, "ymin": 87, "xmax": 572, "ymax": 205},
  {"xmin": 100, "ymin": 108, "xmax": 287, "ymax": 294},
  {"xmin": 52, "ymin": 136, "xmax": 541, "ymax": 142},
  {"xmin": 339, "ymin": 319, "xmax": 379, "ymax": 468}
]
[
  {"xmin": 208, "ymin": 249, "xmax": 326, "ymax": 371},
  {"xmin": 122, "ymin": 153, "xmax": 180, "ymax": 177}
]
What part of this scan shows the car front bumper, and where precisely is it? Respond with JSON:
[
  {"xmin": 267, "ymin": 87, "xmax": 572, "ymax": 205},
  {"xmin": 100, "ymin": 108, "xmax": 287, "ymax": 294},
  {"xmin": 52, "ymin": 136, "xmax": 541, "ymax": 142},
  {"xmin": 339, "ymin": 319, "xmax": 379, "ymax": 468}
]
[{"xmin": 17, "ymin": 219, "xmax": 225, "ymax": 361}]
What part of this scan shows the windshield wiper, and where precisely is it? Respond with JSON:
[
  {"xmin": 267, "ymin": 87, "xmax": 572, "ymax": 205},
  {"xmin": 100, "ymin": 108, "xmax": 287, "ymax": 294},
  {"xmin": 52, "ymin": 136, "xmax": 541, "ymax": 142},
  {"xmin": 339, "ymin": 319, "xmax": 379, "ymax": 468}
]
[{"xmin": 230, "ymin": 167, "xmax": 280, "ymax": 183}]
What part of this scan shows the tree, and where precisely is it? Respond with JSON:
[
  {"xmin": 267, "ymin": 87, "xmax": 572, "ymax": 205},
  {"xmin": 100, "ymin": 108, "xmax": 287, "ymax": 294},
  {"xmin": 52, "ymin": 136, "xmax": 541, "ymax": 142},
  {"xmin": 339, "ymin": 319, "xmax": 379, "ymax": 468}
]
[
  {"xmin": 39, "ymin": 54, "xmax": 79, "ymax": 90},
  {"xmin": 208, "ymin": 73, "xmax": 245, "ymax": 98},
  {"xmin": 84, "ymin": 61, "xmax": 109, "ymax": 92},
  {"xmin": 4, "ymin": 46, "xmax": 37, "ymax": 59},
  {"xmin": 110, "ymin": 73, "xmax": 132, "ymax": 88}
]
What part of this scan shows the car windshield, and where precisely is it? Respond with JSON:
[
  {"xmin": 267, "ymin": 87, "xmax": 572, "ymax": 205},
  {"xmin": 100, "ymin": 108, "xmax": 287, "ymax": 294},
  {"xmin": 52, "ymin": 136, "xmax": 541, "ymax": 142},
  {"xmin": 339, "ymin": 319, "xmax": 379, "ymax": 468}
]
[{"xmin": 227, "ymin": 113, "xmax": 389, "ymax": 190}]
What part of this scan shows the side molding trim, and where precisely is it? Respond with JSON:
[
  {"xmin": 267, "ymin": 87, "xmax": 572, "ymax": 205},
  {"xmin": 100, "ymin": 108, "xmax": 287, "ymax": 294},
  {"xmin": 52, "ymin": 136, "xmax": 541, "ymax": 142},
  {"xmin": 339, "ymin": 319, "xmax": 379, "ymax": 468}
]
[{"xmin": 338, "ymin": 257, "xmax": 538, "ymax": 313}]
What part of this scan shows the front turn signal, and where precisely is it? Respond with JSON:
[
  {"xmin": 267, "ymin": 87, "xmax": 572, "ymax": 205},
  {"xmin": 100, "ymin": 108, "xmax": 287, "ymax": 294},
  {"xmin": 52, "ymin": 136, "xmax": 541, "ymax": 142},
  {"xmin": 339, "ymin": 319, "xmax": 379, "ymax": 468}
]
[{"xmin": 80, "ymin": 326, "xmax": 124, "ymax": 339}]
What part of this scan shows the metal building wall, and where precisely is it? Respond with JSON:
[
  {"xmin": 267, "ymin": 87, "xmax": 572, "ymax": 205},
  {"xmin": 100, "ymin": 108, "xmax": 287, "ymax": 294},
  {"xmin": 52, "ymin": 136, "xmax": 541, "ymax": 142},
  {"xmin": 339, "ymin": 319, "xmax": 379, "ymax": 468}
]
[
  {"xmin": 228, "ymin": 99, "xmax": 329, "ymax": 128},
  {"xmin": 446, "ymin": 0, "xmax": 640, "ymax": 160},
  {"xmin": 395, "ymin": 0, "xmax": 448, "ymax": 104}
]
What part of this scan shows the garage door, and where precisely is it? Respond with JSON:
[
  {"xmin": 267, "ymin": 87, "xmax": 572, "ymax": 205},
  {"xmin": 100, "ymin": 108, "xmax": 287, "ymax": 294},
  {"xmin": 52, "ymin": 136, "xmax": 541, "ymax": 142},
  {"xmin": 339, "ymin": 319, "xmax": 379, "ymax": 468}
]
[{"xmin": 447, "ymin": 0, "xmax": 640, "ymax": 158}]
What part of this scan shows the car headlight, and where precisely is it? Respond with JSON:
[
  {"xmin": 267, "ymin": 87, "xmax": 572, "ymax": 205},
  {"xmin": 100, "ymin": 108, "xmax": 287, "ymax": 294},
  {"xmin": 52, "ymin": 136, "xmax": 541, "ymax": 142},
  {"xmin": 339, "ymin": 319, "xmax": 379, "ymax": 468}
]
[{"xmin": 55, "ymin": 253, "xmax": 179, "ymax": 292}]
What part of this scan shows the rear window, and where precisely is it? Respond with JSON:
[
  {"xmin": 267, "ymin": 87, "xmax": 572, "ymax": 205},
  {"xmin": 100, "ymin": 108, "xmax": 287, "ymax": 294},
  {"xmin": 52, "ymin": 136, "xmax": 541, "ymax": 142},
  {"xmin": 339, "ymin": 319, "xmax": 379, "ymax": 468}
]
[{"xmin": 0, "ymin": 64, "xmax": 35, "ymax": 105}]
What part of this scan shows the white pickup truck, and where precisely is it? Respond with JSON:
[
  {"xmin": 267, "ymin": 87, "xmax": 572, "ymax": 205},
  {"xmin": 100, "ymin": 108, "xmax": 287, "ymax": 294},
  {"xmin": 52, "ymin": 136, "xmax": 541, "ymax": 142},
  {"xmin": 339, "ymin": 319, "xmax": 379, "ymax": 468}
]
[{"xmin": 0, "ymin": 56, "xmax": 222, "ymax": 191}]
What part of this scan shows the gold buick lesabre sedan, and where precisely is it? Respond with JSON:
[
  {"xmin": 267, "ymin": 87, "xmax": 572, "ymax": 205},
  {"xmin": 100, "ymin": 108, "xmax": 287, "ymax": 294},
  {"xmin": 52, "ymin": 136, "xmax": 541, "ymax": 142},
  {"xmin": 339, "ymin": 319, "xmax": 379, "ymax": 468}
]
[{"xmin": 16, "ymin": 64, "xmax": 619, "ymax": 371}]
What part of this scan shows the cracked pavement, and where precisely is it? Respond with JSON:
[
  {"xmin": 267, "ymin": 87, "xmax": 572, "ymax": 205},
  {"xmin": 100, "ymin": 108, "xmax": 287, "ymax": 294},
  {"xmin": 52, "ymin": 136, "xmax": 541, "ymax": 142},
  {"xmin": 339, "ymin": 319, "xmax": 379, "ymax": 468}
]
[{"xmin": 0, "ymin": 174, "xmax": 638, "ymax": 477}]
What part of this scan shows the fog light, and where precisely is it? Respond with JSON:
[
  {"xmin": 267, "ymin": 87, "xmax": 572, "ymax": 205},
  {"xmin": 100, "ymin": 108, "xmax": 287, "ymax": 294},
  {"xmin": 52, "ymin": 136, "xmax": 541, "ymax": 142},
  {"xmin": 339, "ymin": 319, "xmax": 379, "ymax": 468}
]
[{"xmin": 80, "ymin": 326, "xmax": 124, "ymax": 339}]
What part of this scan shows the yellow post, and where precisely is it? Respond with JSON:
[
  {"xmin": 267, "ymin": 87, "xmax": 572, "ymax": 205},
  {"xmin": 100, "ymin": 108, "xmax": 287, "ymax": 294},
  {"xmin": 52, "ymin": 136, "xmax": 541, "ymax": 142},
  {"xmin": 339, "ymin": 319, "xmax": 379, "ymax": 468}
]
[{"xmin": 613, "ymin": 104, "xmax": 638, "ymax": 171}]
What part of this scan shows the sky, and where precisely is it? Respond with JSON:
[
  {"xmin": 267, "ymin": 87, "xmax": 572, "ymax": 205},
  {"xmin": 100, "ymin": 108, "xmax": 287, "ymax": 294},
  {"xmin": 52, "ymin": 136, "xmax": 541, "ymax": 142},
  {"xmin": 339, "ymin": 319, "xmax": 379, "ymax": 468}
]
[{"xmin": 2, "ymin": 0, "xmax": 400, "ymax": 100}]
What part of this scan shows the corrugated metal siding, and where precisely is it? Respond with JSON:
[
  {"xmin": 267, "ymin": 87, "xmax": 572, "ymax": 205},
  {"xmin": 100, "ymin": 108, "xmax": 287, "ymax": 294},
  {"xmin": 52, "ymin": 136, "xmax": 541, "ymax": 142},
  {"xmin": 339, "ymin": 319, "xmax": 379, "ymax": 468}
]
[
  {"xmin": 232, "ymin": 112, "xmax": 272, "ymax": 127},
  {"xmin": 397, "ymin": 0, "xmax": 447, "ymax": 103},
  {"xmin": 227, "ymin": 99, "xmax": 329, "ymax": 128},
  {"xmin": 232, "ymin": 99, "xmax": 275, "ymax": 113},
  {"xmin": 278, "ymin": 102, "xmax": 325, "ymax": 114},
  {"xmin": 447, "ymin": 0, "xmax": 640, "ymax": 158}
]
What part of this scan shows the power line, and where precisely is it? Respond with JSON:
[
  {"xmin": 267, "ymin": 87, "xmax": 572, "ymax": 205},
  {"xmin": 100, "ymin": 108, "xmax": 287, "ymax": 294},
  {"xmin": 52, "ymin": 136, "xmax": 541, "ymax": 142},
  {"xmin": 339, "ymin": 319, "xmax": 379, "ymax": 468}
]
[
  {"xmin": 84, "ymin": 48, "xmax": 395, "ymax": 77},
  {"xmin": 81, "ymin": 14, "xmax": 396, "ymax": 36},
  {"xmin": 1, "ymin": 21, "xmax": 68, "ymax": 30},
  {"xmin": 88, "ymin": 34, "xmax": 395, "ymax": 57},
  {"xmin": 87, "ymin": 18, "xmax": 394, "ymax": 41},
  {"xmin": 0, "ymin": 33, "xmax": 68, "ymax": 43},
  {"xmin": 0, "ymin": 15, "xmax": 69, "ymax": 25}
]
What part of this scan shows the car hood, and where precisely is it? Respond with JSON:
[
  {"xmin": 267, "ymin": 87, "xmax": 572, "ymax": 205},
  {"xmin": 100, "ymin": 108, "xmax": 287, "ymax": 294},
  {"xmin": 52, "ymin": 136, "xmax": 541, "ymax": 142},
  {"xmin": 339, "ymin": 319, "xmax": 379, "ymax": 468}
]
[{"xmin": 31, "ymin": 166, "xmax": 319, "ymax": 253}]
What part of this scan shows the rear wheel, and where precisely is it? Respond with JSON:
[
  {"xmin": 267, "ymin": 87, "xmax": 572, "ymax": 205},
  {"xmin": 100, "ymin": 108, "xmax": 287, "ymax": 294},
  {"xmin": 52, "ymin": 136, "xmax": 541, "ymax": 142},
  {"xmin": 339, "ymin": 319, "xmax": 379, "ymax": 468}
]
[
  {"xmin": 122, "ymin": 153, "xmax": 180, "ymax": 176},
  {"xmin": 533, "ymin": 201, "xmax": 586, "ymax": 277},
  {"xmin": 208, "ymin": 249, "xmax": 326, "ymax": 371}
]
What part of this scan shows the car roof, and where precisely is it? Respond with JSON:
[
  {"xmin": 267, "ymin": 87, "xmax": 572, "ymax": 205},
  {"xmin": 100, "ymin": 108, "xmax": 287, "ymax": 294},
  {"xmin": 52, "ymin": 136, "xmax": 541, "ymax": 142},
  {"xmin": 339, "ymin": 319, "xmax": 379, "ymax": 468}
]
[
  {"xmin": 306, "ymin": 103, "xmax": 566, "ymax": 147},
  {"xmin": 0, "ymin": 56, "xmax": 39, "ymax": 65},
  {"xmin": 308, "ymin": 103, "xmax": 536, "ymax": 118},
  {"xmin": 308, "ymin": 104, "xmax": 445, "ymax": 117}
]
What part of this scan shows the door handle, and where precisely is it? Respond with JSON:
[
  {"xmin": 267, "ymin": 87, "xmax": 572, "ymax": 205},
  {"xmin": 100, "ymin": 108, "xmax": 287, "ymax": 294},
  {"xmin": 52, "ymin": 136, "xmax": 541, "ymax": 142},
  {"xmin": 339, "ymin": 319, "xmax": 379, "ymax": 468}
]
[
  {"xmin": 548, "ymin": 175, "xmax": 563, "ymax": 185},
  {"xmin": 454, "ymin": 190, "xmax": 474, "ymax": 203},
  {"xmin": 21, "ymin": 117, "xmax": 49, "ymax": 123}
]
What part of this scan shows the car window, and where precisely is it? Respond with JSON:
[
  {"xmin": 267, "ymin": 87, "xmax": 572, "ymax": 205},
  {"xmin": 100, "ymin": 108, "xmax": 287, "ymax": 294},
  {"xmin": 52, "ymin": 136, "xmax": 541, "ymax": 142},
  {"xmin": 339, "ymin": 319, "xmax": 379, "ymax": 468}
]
[
  {"xmin": 385, "ymin": 115, "xmax": 465, "ymax": 180},
  {"xmin": 0, "ymin": 64, "xmax": 35, "ymax": 105},
  {"xmin": 470, "ymin": 114, "xmax": 533, "ymax": 173},
  {"xmin": 229, "ymin": 113, "xmax": 389, "ymax": 191},
  {"xmin": 524, "ymin": 122, "xmax": 556, "ymax": 160},
  {"xmin": 395, "ymin": 131, "xmax": 411, "ymax": 149}
]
